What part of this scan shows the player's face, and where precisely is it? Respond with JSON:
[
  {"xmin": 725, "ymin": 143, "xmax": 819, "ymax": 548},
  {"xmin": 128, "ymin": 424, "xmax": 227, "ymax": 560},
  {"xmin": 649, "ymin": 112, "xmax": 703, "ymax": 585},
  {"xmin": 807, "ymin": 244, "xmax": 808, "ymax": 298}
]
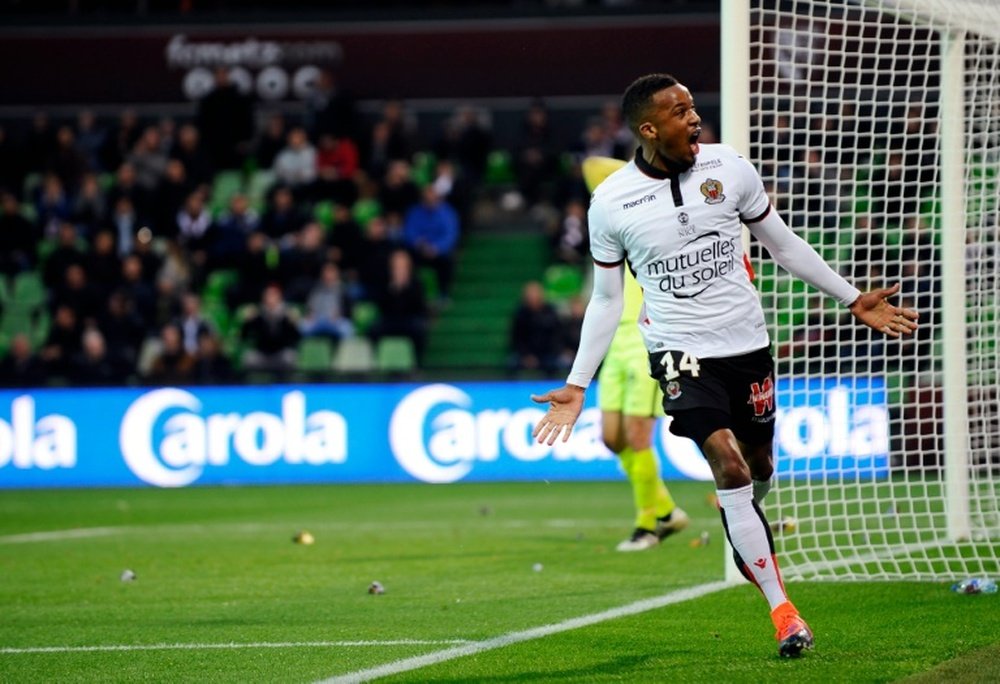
[{"xmin": 638, "ymin": 84, "xmax": 702, "ymax": 171}]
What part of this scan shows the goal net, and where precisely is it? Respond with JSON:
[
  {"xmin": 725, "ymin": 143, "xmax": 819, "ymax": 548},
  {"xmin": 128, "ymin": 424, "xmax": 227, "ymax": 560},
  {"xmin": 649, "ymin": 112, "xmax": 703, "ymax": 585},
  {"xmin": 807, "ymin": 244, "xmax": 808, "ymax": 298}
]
[{"xmin": 733, "ymin": 0, "xmax": 1000, "ymax": 580}]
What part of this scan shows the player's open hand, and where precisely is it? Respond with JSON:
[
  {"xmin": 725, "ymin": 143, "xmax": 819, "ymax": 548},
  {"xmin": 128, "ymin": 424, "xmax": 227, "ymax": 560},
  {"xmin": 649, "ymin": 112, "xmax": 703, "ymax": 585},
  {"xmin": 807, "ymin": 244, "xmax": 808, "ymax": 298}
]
[
  {"xmin": 530, "ymin": 384, "xmax": 586, "ymax": 445},
  {"xmin": 849, "ymin": 283, "xmax": 919, "ymax": 337}
]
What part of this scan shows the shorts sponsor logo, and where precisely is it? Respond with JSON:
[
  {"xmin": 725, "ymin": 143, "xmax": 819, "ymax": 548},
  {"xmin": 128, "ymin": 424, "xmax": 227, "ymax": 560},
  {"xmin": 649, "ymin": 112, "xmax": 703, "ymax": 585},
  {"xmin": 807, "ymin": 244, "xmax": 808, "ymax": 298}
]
[{"xmin": 748, "ymin": 377, "xmax": 775, "ymax": 416}]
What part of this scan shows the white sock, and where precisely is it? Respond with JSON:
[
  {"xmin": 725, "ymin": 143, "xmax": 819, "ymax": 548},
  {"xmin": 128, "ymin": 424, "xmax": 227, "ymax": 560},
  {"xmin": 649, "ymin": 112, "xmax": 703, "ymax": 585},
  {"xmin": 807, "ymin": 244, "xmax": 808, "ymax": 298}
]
[
  {"xmin": 717, "ymin": 484, "xmax": 788, "ymax": 611},
  {"xmin": 752, "ymin": 477, "xmax": 772, "ymax": 504}
]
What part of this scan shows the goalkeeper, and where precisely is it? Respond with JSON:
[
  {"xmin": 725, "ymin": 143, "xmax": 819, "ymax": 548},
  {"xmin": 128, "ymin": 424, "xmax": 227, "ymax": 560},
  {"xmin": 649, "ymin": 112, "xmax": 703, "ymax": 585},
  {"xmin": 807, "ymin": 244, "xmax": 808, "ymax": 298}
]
[{"xmin": 584, "ymin": 156, "xmax": 689, "ymax": 552}]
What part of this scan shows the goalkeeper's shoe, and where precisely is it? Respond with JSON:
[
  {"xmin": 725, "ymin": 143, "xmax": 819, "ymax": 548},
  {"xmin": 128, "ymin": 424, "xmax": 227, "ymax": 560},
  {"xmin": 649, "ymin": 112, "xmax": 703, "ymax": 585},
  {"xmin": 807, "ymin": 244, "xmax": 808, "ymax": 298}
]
[
  {"xmin": 654, "ymin": 507, "xmax": 690, "ymax": 539},
  {"xmin": 771, "ymin": 602, "xmax": 814, "ymax": 658},
  {"xmin": 616, "ymin": 528, "xmax": 659, "ymax": 552}
]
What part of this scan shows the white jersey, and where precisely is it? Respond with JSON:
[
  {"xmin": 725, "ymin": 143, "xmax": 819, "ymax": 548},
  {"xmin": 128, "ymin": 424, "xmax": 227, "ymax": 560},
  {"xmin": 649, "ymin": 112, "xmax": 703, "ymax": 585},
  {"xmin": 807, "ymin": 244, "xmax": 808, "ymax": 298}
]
[{"xmin": 588, "ymin": 144, "xmax": 771, "ymax": 359}]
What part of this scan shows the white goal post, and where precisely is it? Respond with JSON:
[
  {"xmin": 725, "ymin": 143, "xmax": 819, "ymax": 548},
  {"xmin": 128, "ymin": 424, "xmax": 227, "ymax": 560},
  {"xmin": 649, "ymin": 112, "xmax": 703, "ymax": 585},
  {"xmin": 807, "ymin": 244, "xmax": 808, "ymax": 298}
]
[{"xmin": 722, "ymin": 0, "xmax": 1000, "ymax": 581}]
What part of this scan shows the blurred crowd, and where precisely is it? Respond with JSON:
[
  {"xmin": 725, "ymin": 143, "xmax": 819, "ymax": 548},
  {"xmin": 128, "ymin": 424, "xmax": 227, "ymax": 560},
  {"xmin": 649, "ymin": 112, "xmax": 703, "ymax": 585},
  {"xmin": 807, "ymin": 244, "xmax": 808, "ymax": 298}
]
[{"xmin": 0, "ymin": 67, "xmax": 638, "ymax": 387}]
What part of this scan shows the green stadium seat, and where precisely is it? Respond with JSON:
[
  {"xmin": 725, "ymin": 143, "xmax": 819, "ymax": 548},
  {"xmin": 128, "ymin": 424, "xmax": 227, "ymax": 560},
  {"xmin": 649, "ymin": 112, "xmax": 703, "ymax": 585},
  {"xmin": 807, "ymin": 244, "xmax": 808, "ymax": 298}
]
[
  {"xmin": 417, "ymin": 267, "xmax": 439, "ymax": 301},
  {"xmin": 543, "ymin": 264, "xmax": 583, "ymax": 302},
  {"xmin": 485, "ymin": 150, "xmax": 515, "ymax": 185},
  {"xmin": 376, "ymin": 336, "xmax": 416, "ymax": 374},
  {"xmin": 246, "ymin": 169, "xmax": 276, "ymax": 210},
  {"xmin": 210, "ymin": 171, "xmax": 244, "ymax": 216},
  {"xmin": 411, "ymin": 151, "xmax": 437, "ymax": 187},
  {"xmin": 313, "ymin": 200, "xmax": 336, "ymax": 230},
  {"xmin": 12, "ymin": 271, "xmax": 45, "ymax": 311},
  {"xmin": 352, "ymin": 198, "xmax": 381, "ymax": 228},
  {"xmin": 297, "ymin": 337, "xmax": 334, "ymax": 372},
  {"xmin": 203, "ymin": 269, "xmax": 240, "ymax": 303},
  {"xmin": 332, "ymin": 336, "xmax": 374, "ymax": 373},
  {"xmin": 351, "ymin": 301, "xmax": 379, "ymax": 335}
]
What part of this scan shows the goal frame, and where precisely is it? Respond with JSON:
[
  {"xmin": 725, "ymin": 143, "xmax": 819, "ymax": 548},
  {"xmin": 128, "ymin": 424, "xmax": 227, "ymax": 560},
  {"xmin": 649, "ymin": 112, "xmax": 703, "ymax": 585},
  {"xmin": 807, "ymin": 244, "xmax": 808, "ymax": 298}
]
[{"xmin": 721, "ymin": 0, "xmax": 975, "ymax": 582}]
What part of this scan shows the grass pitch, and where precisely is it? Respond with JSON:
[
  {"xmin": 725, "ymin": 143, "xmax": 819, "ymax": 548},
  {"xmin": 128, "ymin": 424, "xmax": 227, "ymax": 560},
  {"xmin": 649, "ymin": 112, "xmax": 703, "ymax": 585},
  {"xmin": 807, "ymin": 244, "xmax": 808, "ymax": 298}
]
[{"xmin": 1, "ymin": 481, "xmax": 998, "ymax": 683}]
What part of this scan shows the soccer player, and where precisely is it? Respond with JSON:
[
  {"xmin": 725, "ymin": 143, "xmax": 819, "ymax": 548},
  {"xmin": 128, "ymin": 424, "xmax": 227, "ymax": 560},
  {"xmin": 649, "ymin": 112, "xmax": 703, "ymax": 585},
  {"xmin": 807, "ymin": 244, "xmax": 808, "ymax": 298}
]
[
  {"xmin": 583, "ymin": 156, "xmax": 690, "ymax": 552},
  {"xmin": 532, "ymin": 74, "xmax": 918, "ymax": 658}
]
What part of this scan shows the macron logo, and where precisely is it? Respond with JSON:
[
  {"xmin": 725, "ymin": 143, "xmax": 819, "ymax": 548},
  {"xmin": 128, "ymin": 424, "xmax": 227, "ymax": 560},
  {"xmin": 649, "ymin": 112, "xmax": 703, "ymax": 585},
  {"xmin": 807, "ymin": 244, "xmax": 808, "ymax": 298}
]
[{"xmin": 623, "ymin": 194, "xmax": 656, "ymax": 210}]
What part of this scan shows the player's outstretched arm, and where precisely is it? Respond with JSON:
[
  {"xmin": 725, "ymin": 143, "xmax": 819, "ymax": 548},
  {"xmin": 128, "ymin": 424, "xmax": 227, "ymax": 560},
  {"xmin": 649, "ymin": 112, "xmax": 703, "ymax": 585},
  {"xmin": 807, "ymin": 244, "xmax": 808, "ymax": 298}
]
[
  {"xmin": 848, "ymin": 283, "xmax": 919, "ymax": 337},
  {"xmin": 531, "ymin": 384, "xmax": 586, "ymax": 445}
]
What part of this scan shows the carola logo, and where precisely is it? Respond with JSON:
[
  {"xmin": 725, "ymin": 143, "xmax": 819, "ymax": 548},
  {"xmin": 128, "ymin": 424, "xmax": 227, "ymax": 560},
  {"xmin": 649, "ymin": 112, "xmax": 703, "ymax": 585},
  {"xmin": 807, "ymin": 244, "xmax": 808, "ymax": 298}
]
[
  {"xmin": 389, "ymin": 384, "xmax": 611, "ymax": 483},
  {"xmin": 0, "ymin": 396, "xmax": 76, "ymax": 470},
  {"xmin": 119, "ymin": 388, "xmax": 347, "ymax": 487}
]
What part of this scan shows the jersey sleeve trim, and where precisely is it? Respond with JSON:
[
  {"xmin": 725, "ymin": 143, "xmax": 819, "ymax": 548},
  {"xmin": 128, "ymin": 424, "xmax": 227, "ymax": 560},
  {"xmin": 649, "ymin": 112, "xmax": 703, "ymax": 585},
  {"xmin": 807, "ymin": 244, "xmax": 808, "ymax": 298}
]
[
  {"xmin": 593, "ymin": 257, "xmax": 625, "ymax": 268},
  {"xmin": 741, "ymin": 205, "xmax": 772, "ymax": 224}
]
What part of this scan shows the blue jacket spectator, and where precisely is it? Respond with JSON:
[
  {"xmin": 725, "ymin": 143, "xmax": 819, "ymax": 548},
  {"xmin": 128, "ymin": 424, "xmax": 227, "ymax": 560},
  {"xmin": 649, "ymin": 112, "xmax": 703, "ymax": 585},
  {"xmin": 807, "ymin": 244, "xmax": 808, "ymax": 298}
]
[{"xmin": 402, "ymin": 185, "xmax": 459, "ymax": 300}]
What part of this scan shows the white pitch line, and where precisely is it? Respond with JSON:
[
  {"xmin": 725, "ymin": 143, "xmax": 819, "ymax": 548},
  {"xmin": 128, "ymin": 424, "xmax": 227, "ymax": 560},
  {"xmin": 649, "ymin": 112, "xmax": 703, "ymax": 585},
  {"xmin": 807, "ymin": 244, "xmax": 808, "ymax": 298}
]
[
  {"xmin": 0, "ymin": 640, "xmax": 471, "ymax": 655},
  {"xmin": 0, "ymin": 527, "xmax": 121, "ymax": 544},
  {"xmin": 317, "ymin": 580, "xmax": 732, "ymax": 684}
]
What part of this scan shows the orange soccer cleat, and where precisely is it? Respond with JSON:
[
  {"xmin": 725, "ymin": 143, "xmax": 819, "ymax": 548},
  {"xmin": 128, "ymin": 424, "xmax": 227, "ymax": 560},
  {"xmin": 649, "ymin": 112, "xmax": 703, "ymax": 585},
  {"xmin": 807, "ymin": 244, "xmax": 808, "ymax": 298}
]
[{"xmin": 771, "ymin": 601, "xmax": 815, "ymax": 658}]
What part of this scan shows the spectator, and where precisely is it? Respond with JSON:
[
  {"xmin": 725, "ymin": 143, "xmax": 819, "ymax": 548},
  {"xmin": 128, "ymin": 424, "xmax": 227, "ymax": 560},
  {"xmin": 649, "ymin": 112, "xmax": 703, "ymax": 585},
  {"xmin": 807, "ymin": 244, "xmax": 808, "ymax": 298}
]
[
  {"xmin": 146, "ymin": 323, "xmax": 195, "ymax": 385},
  {"xmin": 329, "ymin": 203, "xmax": 365, "ymax": 280},
  {"xmin": 119, "ymin": 254, "xmax": 157, "ymax": 331},
  {"xmin": 300, "ymin": 261, "xmax": 353, "ymax": 340},
  {"xmin": 0, "ymin": 333, "xmax": 44, "ymax": 387},
  {"xmin": 259, "ymin": 185, "xmax": 306, "ymax": 241},
  {"xmin": 75, "ymin": 109, "xmax": 107, "ymax": 173},
  {"xmin": 72, "ymin": 172, "xmax": 106, "ymax": 232},
  {"xmin": 305, "ymin": 69, "xmax": 358, "ymax": 139},
  {"xmin": 70, "ymin": 327, "xmax": 124, "ymax": 386},
  {"xmin": 106, "ymin": 162, "xmax": 151, "ymax": 226},
  {"xmin": 0, "ymin": 191, "xmax": 41, "ymax": 276},
  {"xmin": 196, "ymin": 67, "xmax": 255, "ymax": 170},
  {"xmin": 84, "ymin": 229, "xmax": 122, "ymax": 298},
  {"xmin": 51, "ymin": 263, "xmax": 103, "ymax": 325},
  {"xmin": 151, "ymin": 159, "xmax": 193, "ymax": 238},
  {"xmin": 509, "ymin": 280, "xmax": 561, "ymax": 374},
  {"xmin": 559, "ymin": 295, "xmax": 586, "ymax": 369},
  {"xmin": 100, "ymin": 108, "xmax": 141, "ymax": 172},
  {"xmin": 176, "ymin": 292, "xmax": 214, "ymax": 355},
  {"xmin": 575, "ymin": 117, "xmax": 615, "ymax": 161},
  {"xmin": 128, "ymin": 126, "xmax": 169, "ymax": 191},
  {"xmin": 107, "ymin": 196, "xmax": 139, "ymax": 257},
  {"xmin": 402, "ymin": 184, "xmax": 459, "ymax": 302},
  {"xmin": 357, "ymin": 215, "xmax": 398, "ymax": 300},
  {"xmin": 279, "ymin": 222, "xmax": 330, "ymax": 303},
  {"xmin": 38, "ymin": 304, "xmax": 82, "ymax": 379},
  {"xmin": 170, "ymin": 124, "xmax": 214, "ymax": 187},
  {"xmin": 550, "ymin": 198, "xmax": 589, "ymax": 265},
  {"xmin": 209, "ymin": 193, "xmax": 258, "ymax": 269},
  {"xmin": 514, "ymin": 99, "xmax": 557, "ymax": 207},
  {"xmin": 600, "ymin": 99, "xmax": 634, "ymax": 158},
  {"xmin": 25, "ymin": 111, "xmax": 56, "ymax": 175},
  {"xmin": 230, "ymin": 231, "xmax": 273, "ymax": 308},
  {"xmin": 315, "ymin": 132, "xmax": 360, "ymax": 206},
  {"xmin": 365, "ymin": 99, "xmax": 416, "ymax": 178},
  {"xmin": 253, "ymin": 113, "xmax": 287, "ymax": 170},
  {"xmin": 369, "ymin": 249, "xmax": 428, "ymax": 363},
  {"xmin": 156, "ymin": 240, "xmax": 193, "ymax": 300},
  {"xmin": 191, "ymin": 330, "xmax": 234, "ymax": 384},
  {"xmin": 35, "ymin": 174, "xmax": 73, "ymax": 237},
  {"xmin": 240, "ymin": 284, "xmax": 300, "ymax": 374},
  {"xmin": 43, "ymin": 221, "xmax": 86, "ymax": 290},
  {"xmin": 98, "ymin": 289, "xmax": 146, "ymax": 373},
  {"xmin": 175, "ymin": 190, "xmax": 213, "ymax": 259},
  {"xmin": 272, "ymin": 127, "xmax": 317, "ymax": 195},
  {"xmin": 48, "ymin": 125, "xmax": 88, "ymax": 191},
  {"xmin": 378, "ymin": 160, "xmax": 420, "ymax": 223},
  {"xmin": 437, "ymin": 105, "xmax": 491, "ymax": 185},
  {"xmin": 0, "ymin": 125, "xmax": 29, "ymax": 194}
]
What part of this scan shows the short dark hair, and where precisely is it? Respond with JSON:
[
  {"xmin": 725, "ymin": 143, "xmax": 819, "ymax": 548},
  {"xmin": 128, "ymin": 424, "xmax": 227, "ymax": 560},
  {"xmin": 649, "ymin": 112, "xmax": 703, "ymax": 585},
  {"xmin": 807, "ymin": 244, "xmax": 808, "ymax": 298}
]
[{"xmin": 622, "ymin": 73, "xmax": 679, "ymax": 135}]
